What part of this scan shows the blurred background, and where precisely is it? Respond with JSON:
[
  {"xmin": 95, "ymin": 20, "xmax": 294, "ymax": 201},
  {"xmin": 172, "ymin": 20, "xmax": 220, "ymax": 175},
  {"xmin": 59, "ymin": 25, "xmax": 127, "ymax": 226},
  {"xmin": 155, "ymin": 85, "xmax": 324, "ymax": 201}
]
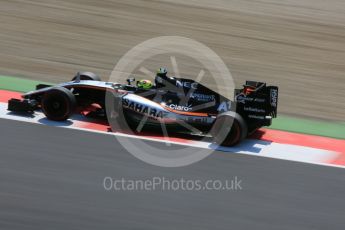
[{"xmin": 1, "ymin": 0, "xmax": 345, "ymax": 120}]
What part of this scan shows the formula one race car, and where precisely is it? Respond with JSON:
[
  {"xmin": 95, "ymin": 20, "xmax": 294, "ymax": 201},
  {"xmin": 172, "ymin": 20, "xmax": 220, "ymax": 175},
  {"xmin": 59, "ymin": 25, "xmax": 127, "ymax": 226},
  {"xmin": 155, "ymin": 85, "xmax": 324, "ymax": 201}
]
[{"xmin": 8, "ymin": 72, "xmax": 278, "ymax": 146}]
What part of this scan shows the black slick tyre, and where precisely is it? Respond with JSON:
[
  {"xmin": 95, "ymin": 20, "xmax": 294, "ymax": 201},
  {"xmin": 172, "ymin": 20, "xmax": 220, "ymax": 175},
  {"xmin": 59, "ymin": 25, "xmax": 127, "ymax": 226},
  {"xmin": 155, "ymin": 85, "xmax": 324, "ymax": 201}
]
[
  {"xmin": 211, "ymin": 112, "xmax": 248, "ymax": 146},
  {"xmin": 41, "ymin": 87, "xmax": 76, "ymax": 121}
]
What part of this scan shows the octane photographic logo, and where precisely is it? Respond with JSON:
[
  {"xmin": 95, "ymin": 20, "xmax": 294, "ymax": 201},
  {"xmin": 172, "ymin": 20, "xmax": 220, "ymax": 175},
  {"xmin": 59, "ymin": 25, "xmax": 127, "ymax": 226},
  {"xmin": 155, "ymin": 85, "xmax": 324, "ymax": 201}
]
[{"xmin": 106, "ymin": 36, "xmax": 235, "ymax": 167}]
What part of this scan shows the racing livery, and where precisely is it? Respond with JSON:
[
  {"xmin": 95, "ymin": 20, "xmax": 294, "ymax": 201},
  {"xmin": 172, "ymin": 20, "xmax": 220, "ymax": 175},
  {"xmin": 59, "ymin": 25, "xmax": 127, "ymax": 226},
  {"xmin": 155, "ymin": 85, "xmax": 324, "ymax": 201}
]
[{"xmin": 8, "ymin": 72, "xmax": 278, "ymax": 146}]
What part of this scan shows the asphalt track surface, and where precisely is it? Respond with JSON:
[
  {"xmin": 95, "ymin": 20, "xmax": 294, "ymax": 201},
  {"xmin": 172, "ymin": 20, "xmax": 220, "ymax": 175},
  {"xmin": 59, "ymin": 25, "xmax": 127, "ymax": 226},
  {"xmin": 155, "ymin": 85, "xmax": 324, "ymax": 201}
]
[
  {"xmin": 1, "ymin": 0, "xmax": 345, "ymax": 120},
  {"xmin": 1, "ymin": 118, "xmax": 345, "ymax": 230}
]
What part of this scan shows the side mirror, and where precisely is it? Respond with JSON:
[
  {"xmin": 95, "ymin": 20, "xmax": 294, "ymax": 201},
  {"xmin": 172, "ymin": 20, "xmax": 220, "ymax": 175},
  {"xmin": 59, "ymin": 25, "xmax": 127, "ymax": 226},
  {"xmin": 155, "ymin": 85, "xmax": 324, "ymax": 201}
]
[{"xmin": 127, "ymin": 77, "xmax": 135, "ymax": 85}]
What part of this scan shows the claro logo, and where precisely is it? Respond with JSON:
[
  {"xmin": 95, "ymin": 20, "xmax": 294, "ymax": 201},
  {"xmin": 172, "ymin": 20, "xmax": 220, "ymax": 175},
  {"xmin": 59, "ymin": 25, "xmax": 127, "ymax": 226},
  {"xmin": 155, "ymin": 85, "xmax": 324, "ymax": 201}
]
[
  {"xmin": 168, "ymin": 104, "xmax": 192, "ymax": 111},
  {"xmin": 270, "ymin": 89, "xmax": 278, "ymax": 107}
]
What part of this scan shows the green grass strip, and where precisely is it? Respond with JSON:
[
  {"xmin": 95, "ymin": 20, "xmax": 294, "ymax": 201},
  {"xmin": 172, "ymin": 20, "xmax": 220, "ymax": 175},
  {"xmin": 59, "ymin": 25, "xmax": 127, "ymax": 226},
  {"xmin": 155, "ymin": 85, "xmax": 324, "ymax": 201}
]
[
  {"xmin": 0, "ymin": 75, "xmax": 50, "ymax": 92},
  {"xmin": 271, "ymin": 116, "xmax": 345, "ymax": 139},
  {"xmin": 1, "ymin": 75, "xmax": 344, "ymax": 139}
]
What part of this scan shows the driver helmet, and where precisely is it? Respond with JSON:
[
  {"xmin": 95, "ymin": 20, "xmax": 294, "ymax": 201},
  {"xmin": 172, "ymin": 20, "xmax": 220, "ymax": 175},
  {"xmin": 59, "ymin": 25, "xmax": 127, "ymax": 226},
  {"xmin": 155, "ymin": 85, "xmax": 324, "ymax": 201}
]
[
  {"xmin": 137, "ymin": 79, "xmax": 153, "ymax": 90},
  {"xmin": 156, "ymin": 67, "xmax": 168, "ymax": 78}
]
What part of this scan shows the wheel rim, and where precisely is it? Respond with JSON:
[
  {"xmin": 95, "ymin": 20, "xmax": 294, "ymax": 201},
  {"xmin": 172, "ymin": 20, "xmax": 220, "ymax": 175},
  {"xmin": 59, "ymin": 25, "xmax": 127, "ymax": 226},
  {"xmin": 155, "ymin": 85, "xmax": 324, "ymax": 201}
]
[{"xmin": 44, "ymin": 96, "xmax": 69, "ymax": 119}]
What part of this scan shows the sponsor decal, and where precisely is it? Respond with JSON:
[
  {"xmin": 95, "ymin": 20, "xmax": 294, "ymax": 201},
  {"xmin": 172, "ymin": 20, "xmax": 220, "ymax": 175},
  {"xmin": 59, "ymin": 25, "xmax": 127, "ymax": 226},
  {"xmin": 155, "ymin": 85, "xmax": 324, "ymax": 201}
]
[
  {"xmin": 176, "ymin": 80, "xmax": 198, "ymax": 89},
  {"xmin": 236, "ymin": 94, "xmax": 265, "ymax": 104},
  {"xmin": 168, "ymin": 104, "xmax": 192, "ymax": 111},
  {"xmin": 182, "ymin": 116, "xmax": 214, "ymax": 124},
  {"xmin": 248, "ymin": 114, "xmax": 265, "ymax": 120},
  {"xmin": 156, "ymin": 77, "xmax": 198, "ymax": 89},
  {"xmin": 244, "ymin": 107, "xmax": 265, "ymax": 113},
  {"xmin": 270, "ymin": 89, "xmax": 278, "ymax": 107},
  {"xmin": 236, "ymin": 94, "xmax": 247, "ymax": 104},
  {"xmin": 254, "ymin": 98, "xmax": 266, "ymax": 103},
  {"xmin": 190, "ymin": 93, "xmax": 215, "ymax": 102},
  {"xmin": 217, "ymin": 101, "xmax": 232, "ymax": 112},
  {"xmin": 122, "ymin": 99, "xmax": 166, "ymax": 119}
]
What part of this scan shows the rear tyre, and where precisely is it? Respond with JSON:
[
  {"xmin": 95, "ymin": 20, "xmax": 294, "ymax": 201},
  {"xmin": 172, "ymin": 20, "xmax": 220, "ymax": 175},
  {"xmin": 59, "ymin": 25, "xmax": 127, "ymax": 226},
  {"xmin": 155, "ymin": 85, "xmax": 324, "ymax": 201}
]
[
  {"xmin": 211, "ymin": 112, "xmax": 248, "ymax": 146},
  {"xmin": 72, "ymin": 71, "xmax": 101, "ymax": 81},
  {"xmin": 41, "ymin": 87, "xmax": 76, "ymax": 121}
]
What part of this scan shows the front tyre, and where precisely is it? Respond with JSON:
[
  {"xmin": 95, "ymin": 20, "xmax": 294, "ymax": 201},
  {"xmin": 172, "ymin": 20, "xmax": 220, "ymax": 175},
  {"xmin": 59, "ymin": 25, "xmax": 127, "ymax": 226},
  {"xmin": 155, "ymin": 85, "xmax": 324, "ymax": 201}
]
[
  {"xmin": 210, "ymin": 112, "xmax": 248, "ymax": 146},
  {"xmin": 41, "ymin": 87, "xmax": 76, "ymax": 121}
]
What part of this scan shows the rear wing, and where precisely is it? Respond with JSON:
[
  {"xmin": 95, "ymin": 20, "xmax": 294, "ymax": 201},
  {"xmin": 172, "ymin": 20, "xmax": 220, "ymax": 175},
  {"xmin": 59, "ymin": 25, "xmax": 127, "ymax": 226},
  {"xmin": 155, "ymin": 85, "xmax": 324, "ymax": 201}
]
[{"xmin": 235, "ymin": 81, "xmax": 279, "ymax": 123}]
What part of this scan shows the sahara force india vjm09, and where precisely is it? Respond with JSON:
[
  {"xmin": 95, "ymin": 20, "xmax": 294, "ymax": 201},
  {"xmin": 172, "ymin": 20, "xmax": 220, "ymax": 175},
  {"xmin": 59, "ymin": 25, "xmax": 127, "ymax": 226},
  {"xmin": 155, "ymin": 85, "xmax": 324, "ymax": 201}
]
[{"xmin": 7, "ymin": 71, "xmax": 278, "ymax": 146}]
